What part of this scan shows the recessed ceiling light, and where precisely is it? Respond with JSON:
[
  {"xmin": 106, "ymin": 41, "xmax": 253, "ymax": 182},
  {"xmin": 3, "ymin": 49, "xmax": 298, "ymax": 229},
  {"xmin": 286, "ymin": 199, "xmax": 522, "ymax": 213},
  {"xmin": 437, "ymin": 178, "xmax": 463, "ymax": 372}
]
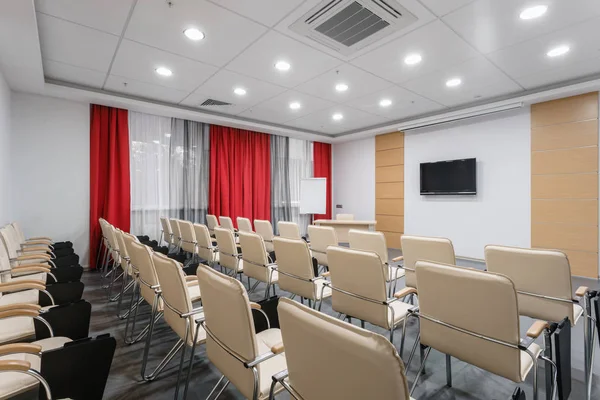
[
  {"xmin": 289, "ymin": 102, "xmax": 301, "ymax": 110},
  {"xmin": 547, "ymin": 45, "xmax": 570, "ymax": 57},
  {"xmin": 519, "ymin": 5, "xmax": 548, "ymax": 20},
  {"xmin": 275, "ymin": 60, "xmax": 291, "ymax": 71},
  {"xmin": 155, "ymin": 67, "xmax": 172, "ymax": 77},
  {"xmin": 153, "ymin": 140, "xmax": 160, "ymax": 144},
  {"xmin": 183, "ymin": 28, "xmax": 205, "ymax": 41},
  {"xmin": 165, "ymin": 133, "xmax": 172, "ymax": 138},
  {"xmin": 404, "ymin": 54, "xmax": 422, "ymax": 65},
  {"xmin": 335, "ymin": 83, "xmax": 349, "ymax": 92},
  {"xmin": 234, "ymin": 87, "xmax": 247, "ymax": 96},
  {"xmin": 332, "ymin": 113, "xmax": 343, "ymax": 121},
  {"xmin": 446, "ymin": 78, "xmax": 462, "ymax": 87},
  {"xmin": 379, "ymin": 99, "xmax": 392, "ymax": 107}
]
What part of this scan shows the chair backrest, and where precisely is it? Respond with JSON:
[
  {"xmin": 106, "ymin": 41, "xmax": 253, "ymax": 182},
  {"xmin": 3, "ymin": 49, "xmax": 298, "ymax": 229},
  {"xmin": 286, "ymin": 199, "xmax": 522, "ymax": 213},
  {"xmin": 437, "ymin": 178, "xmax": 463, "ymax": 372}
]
[
  {"xmin": 169, "ymin": 219, "xmax": 181, "ymax": 242},
  {"xmin": 178, "ymin": 220, "xmax": 197, "ymax": 254},
  {"xmin": 416, "ymin": 261, "xmax": 523, "ymax": 383},
  {"xmin": 485, "ymin": 245, "xmax": 575, "ymax": 325},
  {"xmin": 219, "ymin": 216, "xmax": 236, "ymax": 232},
  {"xmin": 238, "ymin": 232, "xmax": 270, "ymax": 282},
  {"xmin": 254, "ymin": 220, "xmax": 274, "ymax": 252},
  {"xmin": 0, "ymin": 235, "xmax": 15, "ymax": 283},
  {"xmin": 214, "ymin": 227, "xmax": 240, "ymax": 272},
  {"xmin": 126, "ymin": 240, "xmax": 159, "ymax": 306},
  {"xmin": 336, "ymin": 214, "xmax": 354, "ymax": 221},
  {"xmin": 327, "ymin": 246, "xmax": 390, "ymax": 328},
  {"xmin": 193, "ymin": 223, "xmax": 216, "ymax": 262},
  {"xmin": 273, "ymin": 237, "xmax": 316, "ymax": 299},
  {"xmin": 206, "ymin": 215, "xmax": 219, "ymax": 234},
  {"xmin": 10, "ymin": 222, "xmax": 26, "ymax": 243},
  {"xmin": 152, "ymin": 253, "xmax": 198, "ymax": 343},
  {"xmin": 237, "ymin": 217, "xmax": 253, "ymax": 233},
  {"xmin": 348, "ymin": 230, "xmax": 388, "ymax": 264},
  {"xmin": 0, "ymin": 226, "xmax": 19, "ymax": 259},
  {"xmin": 160, "ymin": 217, "xmax": 172, "ymax": 245},
  {"xmin": 278, "ymin": 298, "xmax": 410, "ymax": 399},
  {"xmin": 103, "ymin": 224, "xmax": 120, "ymax": 263},
  {"xmin": 307, "ymin": 226, "xmax": 337, "ymax": 267},
  {"xmin": 401, "ymin": 235, "xmax": 455, "ymax": 289},
  {"xmin": 196, "ymin": 264, "xmax": 260, "ymax": 399},
  {"xmin": 115, "ymin": 229, "xmax": 132, "ymax": 275},
  {"xmin": 278, "ymin": 221, "xmax": 301, "ymax": 239}
]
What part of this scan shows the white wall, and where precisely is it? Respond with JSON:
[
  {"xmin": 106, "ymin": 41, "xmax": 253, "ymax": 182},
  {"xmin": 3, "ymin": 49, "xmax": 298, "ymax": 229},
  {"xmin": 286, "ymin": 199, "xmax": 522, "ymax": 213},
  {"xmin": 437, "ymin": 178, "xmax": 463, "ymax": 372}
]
[
  {"xmin": 11, "ymin": 93, "xmax": 90, "ymax": 266},
  {"xmin": 332, "ymin": 137, "xmax": 375, "ymax": 220},
  {"xmin": 404, "ymin": 108, "xmax": 531, "ymax": 259},
  {"xmin": 0, "ymin": 71, "xmax": 11, "ymax": 225}
]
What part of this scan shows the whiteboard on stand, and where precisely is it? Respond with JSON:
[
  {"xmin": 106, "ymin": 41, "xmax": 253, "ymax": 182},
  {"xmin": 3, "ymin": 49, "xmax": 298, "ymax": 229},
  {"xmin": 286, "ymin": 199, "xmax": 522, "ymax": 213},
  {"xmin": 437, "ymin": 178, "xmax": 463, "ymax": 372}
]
[{"xmin": 300, "ymin": 178, "xmax": 327, "ymax": 214}]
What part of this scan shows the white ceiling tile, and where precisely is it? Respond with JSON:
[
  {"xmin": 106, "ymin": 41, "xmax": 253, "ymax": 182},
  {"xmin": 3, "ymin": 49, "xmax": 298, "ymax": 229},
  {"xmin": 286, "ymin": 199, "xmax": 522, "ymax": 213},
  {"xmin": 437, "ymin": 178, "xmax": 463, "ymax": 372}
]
[
  {"xmin": 295, "ymin": 63, "xmax": 393, "ymax": 103},
  {"xmin": 226, "ymin": 30, "xmax": 343, "ymax": 88},
  {"xmin": 239, "ymin": 90, "xmax": 335, "ymax": 124},
  {"xmin": 43, "ymin": 59, "xmax": 106, "ymax": 88},
  {"xmin": 105, "ymin": 75, "xmax": 189, "ymax": 104},
  {"xmin": 444, "ymin": 0, "xmax": 600, "ymax": 54},
  {"xmin": 419, "ymin": 0, "xmax": 476, "ymax": 17},
  {"xmin": 110, "ymin": 39, "xmax": 218, "ymax": 92},
  {"xmin": 287, "ymin": 106, "xmax": 389, "ymax": 135},
  {"xmin": 351, "ymin": 20, "xmax": 479, "ymax": 84},
  {"xmin": 37, "ymin": 13, "xmax": 118, "ymax": 72},
  {"xmin": 487, "ymin": 16, "xmax": 600, "ymax": 80},
  {"xmin": 208, "ymin": 0, "xmax": 305, "ymax": 27},
  {"xmin": 402, "ymin": 56, "xmax": 523, "ymax": 107},
  {"xmin": 34, "ymin": 0, "xmax": 134, "ymax": 36},
  {"xmin": 345, "ymin": 86, "xmax": 445, "ymax": 119},
  {"xmin": 516, "ymin": 55, "xmax": 600, "ymax": 89},
  {"xmin": 124, "ymin": 0, "xmax": 267, "ymax": 67}
]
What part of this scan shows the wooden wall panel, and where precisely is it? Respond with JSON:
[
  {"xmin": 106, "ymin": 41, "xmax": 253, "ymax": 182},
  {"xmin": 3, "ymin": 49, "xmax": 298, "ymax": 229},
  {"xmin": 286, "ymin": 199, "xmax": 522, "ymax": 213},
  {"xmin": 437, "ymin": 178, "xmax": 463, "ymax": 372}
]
[
  {"xmin": 375, "ymin": 132, "xmax": 404, "ymax": 249},
  {"xmin": 531, "ymin": 92, "xmax": 599, "ymax": 278}
]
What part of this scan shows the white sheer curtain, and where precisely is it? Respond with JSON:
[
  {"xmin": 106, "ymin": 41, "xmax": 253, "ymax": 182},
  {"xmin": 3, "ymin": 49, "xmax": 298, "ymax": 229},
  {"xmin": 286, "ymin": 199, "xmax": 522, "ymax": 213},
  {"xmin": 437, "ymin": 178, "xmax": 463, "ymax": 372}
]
[{"xmin": 289, "ymin": 138, "xmax": 313, "ymax": 236}]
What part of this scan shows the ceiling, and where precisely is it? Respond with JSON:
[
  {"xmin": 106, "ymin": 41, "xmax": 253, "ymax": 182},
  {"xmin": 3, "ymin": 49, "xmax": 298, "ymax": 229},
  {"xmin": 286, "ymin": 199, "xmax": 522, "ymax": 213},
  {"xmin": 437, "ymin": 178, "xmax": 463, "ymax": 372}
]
[{"xmin": 18, "ymin": 0, "xmax": 600, "ymax": 136}]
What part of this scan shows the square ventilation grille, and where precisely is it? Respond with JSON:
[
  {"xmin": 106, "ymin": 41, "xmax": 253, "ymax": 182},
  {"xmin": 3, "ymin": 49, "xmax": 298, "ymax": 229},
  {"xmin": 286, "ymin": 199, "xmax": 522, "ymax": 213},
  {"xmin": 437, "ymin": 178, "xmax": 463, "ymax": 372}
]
[{"xmin": 290, "ymin": 0, "xmax": 417, "ymax": 56}]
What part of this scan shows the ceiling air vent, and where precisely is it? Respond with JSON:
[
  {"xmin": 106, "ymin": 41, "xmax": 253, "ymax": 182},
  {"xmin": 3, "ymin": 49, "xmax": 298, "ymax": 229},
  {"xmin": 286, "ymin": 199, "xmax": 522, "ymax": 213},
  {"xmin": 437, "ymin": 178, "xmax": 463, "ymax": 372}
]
[
  {"xmin": 199, "ymin": 99, "xmax": 232, "ymax": 107},
  {"xmin": 290, "ymin": 0, "xmax": 417, "ymax": 56}
]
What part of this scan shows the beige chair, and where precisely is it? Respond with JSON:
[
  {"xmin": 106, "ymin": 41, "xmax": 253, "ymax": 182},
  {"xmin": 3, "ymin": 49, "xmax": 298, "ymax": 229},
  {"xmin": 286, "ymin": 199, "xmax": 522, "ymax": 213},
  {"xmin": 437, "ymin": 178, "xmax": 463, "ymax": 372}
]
[
  {"xmin": 239, "ymin": 232, "xmax": 278, "ymax": 299},
  {"xmin": 159, "ymin": 217, "xmax": 172, "ymax": 250},
  {"xmin": 196, "ymin": 264, "xmax": 286, "ymax": 400},
  {"xmin": 114, "ymin": 229, "xmax": 136, "ymax": 319},
  {"xmin": 271, "ymin": 297, "xmax": 412, "ymax": 400},
  {"xmin": 410, "ymin": 261, "xmax": 556, "ymax": 399},
  {"xmin": 272, "ymin": 237, "xmax": 331, "ymax": 309},
  {"xmin": 237, "ymin": 217, "xmax": 253, "ymax": 233},
  {"xmin": 0, "ymin": 229, "xmax": 53, "ymax": 286},
  {"xmin": 193, "ymin": 224, "xmax": 219, "ymax": 268},
  {"xmin": 104, "ymin": 224, "xmax": 124, "ymax": 302},
  {"xmin": 348, "ymin": 230, "xmax": 405, "ymax": 297},
  {"xmin": 3, "ymin": 225, "xmax": 53, "ymax": 258},
  {"xmin": 278, "ymin": 222, "xmax": 301, "ymax": 240},
  {"xmin": 254, "ymin": 220, "xmax": 275, "ymax": 253},
  {"xmin": 219, "ymin": 216, "xmax": 237, "ymax": 233},
  {"xmin": 336, "ymin": 213, "xmax": 354, "ymax": 221},
  {"xmin": 485, "ymin": 245, "xmax": 596, "ymax": 399},
  {"xmin": 326, "ymin": 246, "xmax": 412, "ymax": 345},
  {"xmin": 178, "ymin": 220, "xmax": 198, "ymax": 264},
  {"xmin": 307, "ymin": 225, "xmax": 337, "ymax": 271},
  {"xmin": 206, "ymin": 215, "xmax": 220, "ymax": 237},
  {"xmin": 169, "ymin": 219, "xmax": 182, "ymax": 252},
  {"xmin": 214, "ymin": 227, "xmax": 244, "ymax": 280}
]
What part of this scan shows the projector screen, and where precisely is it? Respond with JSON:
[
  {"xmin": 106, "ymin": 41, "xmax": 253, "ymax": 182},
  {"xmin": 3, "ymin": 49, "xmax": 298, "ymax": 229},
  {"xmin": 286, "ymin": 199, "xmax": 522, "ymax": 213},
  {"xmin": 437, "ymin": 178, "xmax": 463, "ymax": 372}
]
[{"xmin": 300, "ymin": 178, "xmax": 327, "ymax": 214}]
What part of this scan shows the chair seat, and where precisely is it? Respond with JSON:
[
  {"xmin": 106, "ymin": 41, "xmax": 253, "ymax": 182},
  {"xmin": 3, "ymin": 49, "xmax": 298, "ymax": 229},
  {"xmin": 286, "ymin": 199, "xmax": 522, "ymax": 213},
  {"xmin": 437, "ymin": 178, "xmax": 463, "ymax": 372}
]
[
  {"xmin": 519, "ymin": 342, "xmax": 542, "ymax": 382},
  {"xmin": 9, "ymin": 272, "xmax": 46, "ymax": 282},
  {"xmin": 0, "ymin": 289, "xmax": 39, "ymax": 306},
  {"xmin": 256, "ymin": 329, "xmax": 286, "ymax": 399},
  {"xmin": 573, "ymin": 304, "xmax": 584, "ymax": 325},
  {"xmin": 187, "ymin": 282, "xmax": 202, "ymax": 302},
  {"xmin": 0, "ymin": 305, "xmax": 55, "ymax": 343},
  {"xmin": 388, "ymin": 300, "xmax": 412, "ymax": 328},
  {"xmin": 314, "ymin": 279, "xmax": 332, "ymax": 300}
]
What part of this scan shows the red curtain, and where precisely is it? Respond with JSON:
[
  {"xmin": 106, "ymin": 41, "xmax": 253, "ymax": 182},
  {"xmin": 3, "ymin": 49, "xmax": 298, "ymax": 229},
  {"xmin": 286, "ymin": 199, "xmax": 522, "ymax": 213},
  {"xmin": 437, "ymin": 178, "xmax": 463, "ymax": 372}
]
[
  {"xmin": 313, "ymin": 142, "xmax": 332, "ymax": 220},
  {"xmin": 89, "ymin": 105, "xmax": 130, "ymax": 269},
  {"xmin": 209, "ymin": 125, "xmax": 271, "ymax": 227}
]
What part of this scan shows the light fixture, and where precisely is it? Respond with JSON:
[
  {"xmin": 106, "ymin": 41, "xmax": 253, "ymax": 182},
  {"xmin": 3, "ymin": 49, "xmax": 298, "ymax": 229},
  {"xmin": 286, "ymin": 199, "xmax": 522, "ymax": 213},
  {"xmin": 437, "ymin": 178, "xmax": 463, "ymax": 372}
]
[
  {"xmin": 275, "ymin": 60, "xmax": 291, "ymax": 71},
  {"xmin": 519, "ymin": 5, "xmax": 547, "ymax": 20},
  {"xmin": 153, "ymin": 140, "xmax": 160, "ymax": 144},
  {"xmin": 155, "ymin": 67, "xmax": 172, "ymax": 77},
  {"xmin": 404, "ymin": 53, "xmax": 422, "ymax": 65},
  {"xmin": 234, "ymin": 87, "xmax": 247, "ymax": 96},
  {"xmin": 289, "ymin": 102, "xmax": 301, "ymax": 110},
  {"xmin": 379, "ymin": 99, "xmax": 392, "ymax": 107},
  {"xmin": 183, "ymin": 28, "xmax": 205, "ymax": 41},
  {"xmin": 165, "ymin": 133, "xmax": 172, "ymax": 138},
  {"xmin": 446, "ymin": 78, "xmax": 462, "ymax": 87},
  {"xmin": 335, "ymin": 83, "xmax": 349, "ymax": 92},
  {"xmin": 547, "ymin": 45, "xmax": 570, "ymax": 57},
  {"xmin": 332, "ymin": 113, "xmax": 343, "ymax": 121}
]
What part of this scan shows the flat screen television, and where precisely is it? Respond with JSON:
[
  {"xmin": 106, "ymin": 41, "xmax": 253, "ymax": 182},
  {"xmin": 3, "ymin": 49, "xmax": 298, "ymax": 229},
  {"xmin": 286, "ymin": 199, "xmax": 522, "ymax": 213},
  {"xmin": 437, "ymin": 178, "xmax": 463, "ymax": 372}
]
[{"xmin": 420, "ymin": 158, "xmax": 476, "ymax": 195}]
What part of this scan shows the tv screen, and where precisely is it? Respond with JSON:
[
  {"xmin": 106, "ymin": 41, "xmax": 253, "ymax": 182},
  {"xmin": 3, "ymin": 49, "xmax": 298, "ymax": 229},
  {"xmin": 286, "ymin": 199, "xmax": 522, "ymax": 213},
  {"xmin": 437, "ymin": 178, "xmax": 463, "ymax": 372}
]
[{"xmin": 420, "ymin": 158, "xmax": 476, "ymax": 195}]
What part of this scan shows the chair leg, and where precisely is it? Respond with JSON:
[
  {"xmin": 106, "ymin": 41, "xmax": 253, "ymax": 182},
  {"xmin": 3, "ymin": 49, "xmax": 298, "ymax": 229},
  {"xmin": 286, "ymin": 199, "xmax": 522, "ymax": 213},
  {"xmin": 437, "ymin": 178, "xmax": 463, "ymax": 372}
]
[
  {"xmin": 204, "ymin": 376, "xmax": 227, "ymax": 400},
  {"xmin": 183, "ymin": 321, "xmax": 202, "ymax": 400},
  {"xmin": 263, "ymin": 283, "xmax": 271, "ymax": 300},
  {"xmin": 409, "ymin": 346, "xmax": 431, "ymax": 397},
  {"xmin": 406, "ymin": 333, "xmax": 421, "ymax": 371},
  {"xmin": 360, "ymin": 320, "xmax": 365, "ymax": 328},
  {"xmin": 174, "ymin": 320, "xmax": 190, "ymax": 400},
  {"xmin": 446, "ymin": 354, "xmax": 452, "ymax": 387},
  {"xmin": 400, "ymin": 317, "xmax": 408, "ymax": 358},
  {"xmin": 532, "ymin": 353, "xmax": 539, "ymax": 400}
]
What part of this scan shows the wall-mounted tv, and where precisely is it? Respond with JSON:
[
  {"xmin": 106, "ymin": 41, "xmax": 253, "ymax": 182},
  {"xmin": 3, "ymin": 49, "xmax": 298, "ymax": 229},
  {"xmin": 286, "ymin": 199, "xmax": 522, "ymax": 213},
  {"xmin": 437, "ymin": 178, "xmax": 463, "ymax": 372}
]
[{"xmin": 420, "ymin": 158, "xmax": 476, "ymax": 195}]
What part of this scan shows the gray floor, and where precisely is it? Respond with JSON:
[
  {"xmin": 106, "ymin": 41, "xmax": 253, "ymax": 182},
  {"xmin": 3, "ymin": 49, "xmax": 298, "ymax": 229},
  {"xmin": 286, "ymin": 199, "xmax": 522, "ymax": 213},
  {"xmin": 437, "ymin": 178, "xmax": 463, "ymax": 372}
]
[{"xmin": 85, "ymin": 252, "xmax": 600, "ymax": 400}]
